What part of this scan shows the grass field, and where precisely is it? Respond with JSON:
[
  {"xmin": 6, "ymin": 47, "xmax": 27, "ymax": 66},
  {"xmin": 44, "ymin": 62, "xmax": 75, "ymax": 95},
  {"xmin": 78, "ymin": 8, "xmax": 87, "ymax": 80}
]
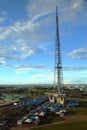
[
  {"xmin": 68, "ymin": 98, "xmax": 87, "ymax": 115},
  {"xmin": 32, "ymin": 121, "xmax": 87, "ymax": 130},
  {"xmin": 69, "ymin": 106, "xmax": 87, "ymax": 115},
  {"xmin": 31, "ymin": 98, "xmax": 87, "ymax": 130}
]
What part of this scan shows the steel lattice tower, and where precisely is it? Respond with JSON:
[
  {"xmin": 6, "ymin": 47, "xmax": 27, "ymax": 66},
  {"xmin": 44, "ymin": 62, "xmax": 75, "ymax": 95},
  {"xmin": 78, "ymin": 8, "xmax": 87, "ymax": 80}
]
[{"xmin": 54, "ymin": 6, "xmax": 63, "ymax": 92}]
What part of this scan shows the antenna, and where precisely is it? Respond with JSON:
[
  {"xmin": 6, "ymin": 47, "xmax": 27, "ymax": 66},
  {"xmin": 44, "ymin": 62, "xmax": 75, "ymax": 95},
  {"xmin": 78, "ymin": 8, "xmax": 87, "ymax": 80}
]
[{"xmin": 54, "ymin": 6, "xmax": 63, "ymax": 93}]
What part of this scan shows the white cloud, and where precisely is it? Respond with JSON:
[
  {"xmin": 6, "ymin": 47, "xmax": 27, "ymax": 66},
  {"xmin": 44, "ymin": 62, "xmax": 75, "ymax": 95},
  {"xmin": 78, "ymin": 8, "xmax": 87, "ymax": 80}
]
[
  {"xmin": 30, "ymin": 11, "xmax": 52, "ymax": 23},
  {"xmin": 0, "ymin": 0, "xmax": 86, "ymax": 71},
  {"xmin": 63, "ymin": 66, "xmax": 87, "ymax": 71},
  {"xmin": 27, "ymin": 0, "xmax": 85, "ymax": 23},
  {"xmin": 0, "ymin": 38, "xmax": 38, "ymax": 65},
  {"xmin": 0, "ymin": 0, "xmax": 86, "ymax": 42},
  {"xmin": 39, "ymin": 44, "xmax": 47, "ymax": 51},
  {"xmin": 0, "ymin": 28, "xmax": 11, "ymax": 40},
  {"xmin": 24, "ymin": 0, "xmax": 87, "ymax": 46},
  {"xmin": 32, "ymin": 74, "xmax": 46, "ymax": 79},
  {"xmin": 67, "ymin": 48, "xmax": 87, "ymax": 59},
  {"xmin": 0, "ymin": 19, "xmax": 40, "ymax": 41},
  {"xmin": 0, "ymin": 10, "xmax": 7, "ymax": 23},
  {"xmin": 0, "ymin": 17, "xmax": 6, "ymax": 23},
  {"xmin": 0, "ymin": 58, "xmax": 6, "ymax": 65},
  {"xmin": 15, "ymin": 64, "xmax": 46, "ymax": 74}
]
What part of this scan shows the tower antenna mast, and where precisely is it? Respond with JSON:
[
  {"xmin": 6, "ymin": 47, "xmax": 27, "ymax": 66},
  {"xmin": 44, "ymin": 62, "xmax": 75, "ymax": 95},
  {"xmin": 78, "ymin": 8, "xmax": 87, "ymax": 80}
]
[{"xmin": 54, "ymin": 6, "xmax": 63, "ymax": 92}]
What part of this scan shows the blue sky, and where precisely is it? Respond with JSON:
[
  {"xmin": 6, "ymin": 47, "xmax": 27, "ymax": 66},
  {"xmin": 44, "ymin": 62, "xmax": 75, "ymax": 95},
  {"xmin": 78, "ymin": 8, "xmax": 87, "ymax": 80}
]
[{"xmin": 0, "ymin": 0, "xmax": 87, "ymax": 84}]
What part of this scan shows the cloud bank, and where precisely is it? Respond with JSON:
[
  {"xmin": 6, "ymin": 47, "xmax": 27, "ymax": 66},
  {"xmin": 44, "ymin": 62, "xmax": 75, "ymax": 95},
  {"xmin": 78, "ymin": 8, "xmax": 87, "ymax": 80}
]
[
  {"xmin": 0, "ymin": 0, "xmax": 87, "ymax": 84},
  {"xmin": 68, "ymin": 48, "xmax": 87, "ymax": 59}
]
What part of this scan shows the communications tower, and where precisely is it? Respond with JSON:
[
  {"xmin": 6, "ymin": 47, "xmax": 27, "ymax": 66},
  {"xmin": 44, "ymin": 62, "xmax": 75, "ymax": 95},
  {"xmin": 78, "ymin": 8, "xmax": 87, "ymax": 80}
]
[
  {"xmin": 54, "ymin": 6, "xmax": 63, "ymax": 93},
  {"xmin": 46, "ymin": 7, "xmax": 65, "ymax": 104}
]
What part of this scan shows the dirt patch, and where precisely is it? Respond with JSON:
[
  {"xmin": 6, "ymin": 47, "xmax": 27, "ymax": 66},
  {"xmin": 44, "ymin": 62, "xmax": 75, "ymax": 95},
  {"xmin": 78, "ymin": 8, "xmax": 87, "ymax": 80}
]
[{"xmin": 63, "ymin": 115, "xmax": 87, "ymax": 123}]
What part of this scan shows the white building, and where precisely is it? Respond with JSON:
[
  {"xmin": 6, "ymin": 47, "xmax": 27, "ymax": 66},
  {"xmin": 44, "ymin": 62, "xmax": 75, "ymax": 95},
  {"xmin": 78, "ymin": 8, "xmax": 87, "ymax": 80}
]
[{"xmin": 84, "ymin": 85, "xmax": 87, "ymax": 94}]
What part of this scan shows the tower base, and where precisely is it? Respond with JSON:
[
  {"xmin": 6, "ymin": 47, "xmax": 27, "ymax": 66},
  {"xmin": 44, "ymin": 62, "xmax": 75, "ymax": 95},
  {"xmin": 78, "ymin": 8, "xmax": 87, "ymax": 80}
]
[{"xmin": 46, "ymin": 92, "xmax": 66, "ymax": 105}]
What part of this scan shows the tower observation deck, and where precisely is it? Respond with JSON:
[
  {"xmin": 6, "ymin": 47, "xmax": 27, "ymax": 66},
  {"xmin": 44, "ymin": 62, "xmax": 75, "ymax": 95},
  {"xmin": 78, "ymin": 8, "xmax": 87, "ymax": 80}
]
[{"xmin": 54, "ymin": 6, "xmax": 63, "ymax": 93}]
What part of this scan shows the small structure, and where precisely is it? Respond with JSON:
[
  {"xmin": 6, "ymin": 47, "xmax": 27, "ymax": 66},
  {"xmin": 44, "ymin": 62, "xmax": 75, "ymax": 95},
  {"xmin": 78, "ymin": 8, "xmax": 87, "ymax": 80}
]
[{"xmin": 46, "ymin": 92, "xmax": 66, "ymax": 105}]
